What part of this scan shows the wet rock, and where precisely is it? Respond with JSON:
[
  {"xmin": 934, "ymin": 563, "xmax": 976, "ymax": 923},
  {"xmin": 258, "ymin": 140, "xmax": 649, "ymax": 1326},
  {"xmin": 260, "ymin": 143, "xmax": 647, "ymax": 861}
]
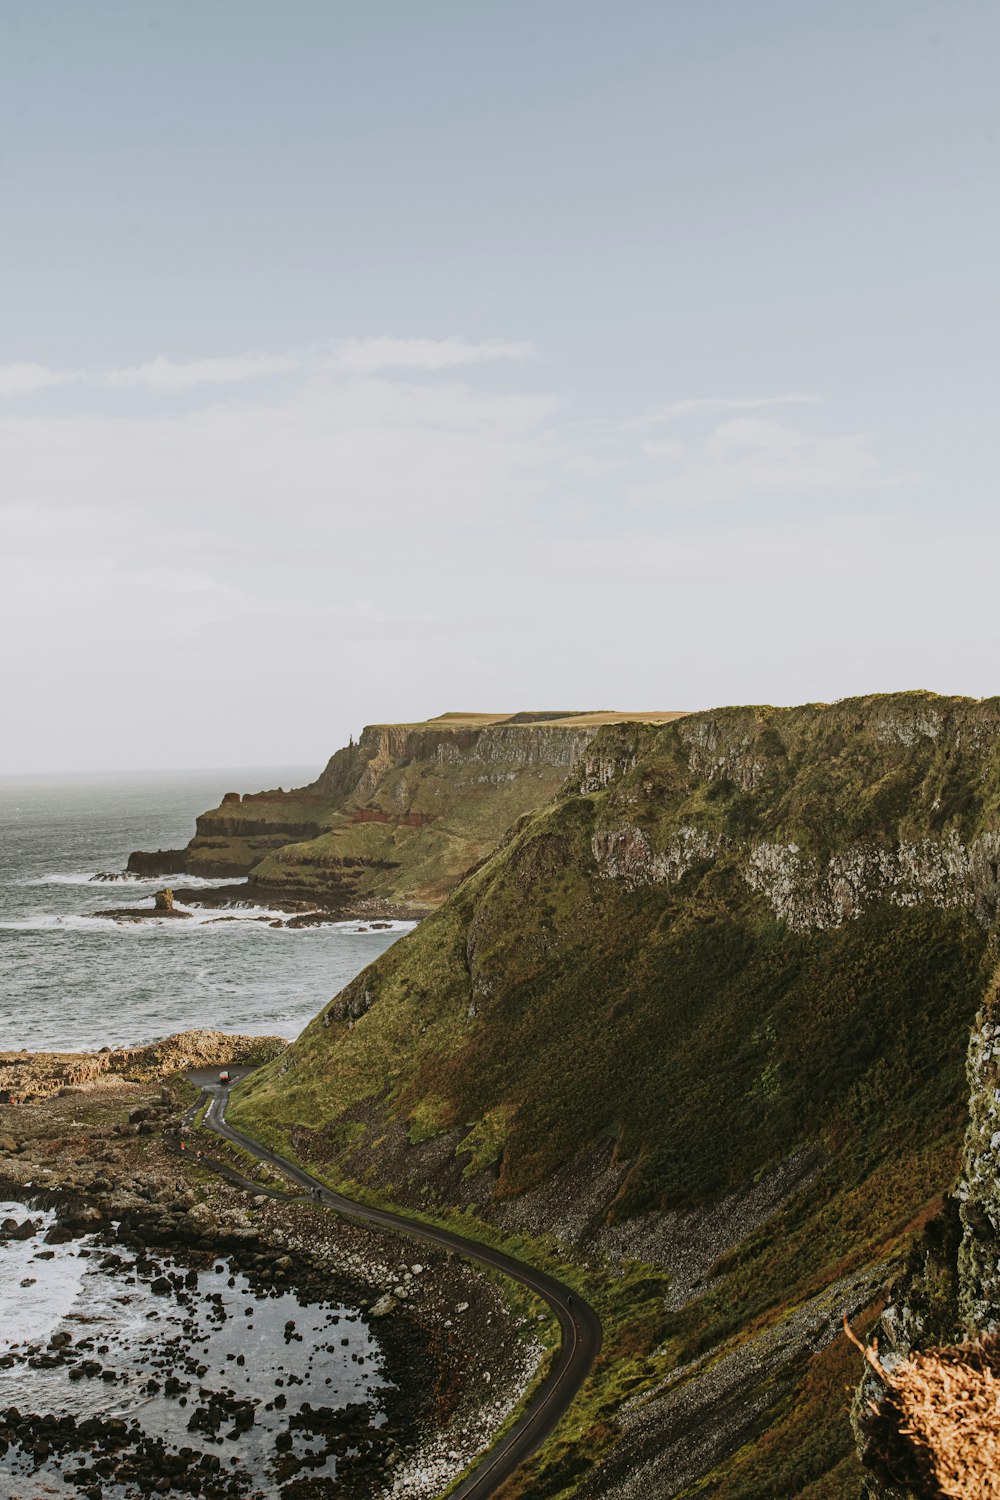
[
  {"xmin": 44, "ymin": 1222, "xmax": 75, "ymax": 1245},
  {"xmin": 64, "ymin": 1205, "xmax": 106, "ymax": 1231},
  {"xmin": 1, "ymin": 1216, "xmax": 39, "ymax": 1241}
]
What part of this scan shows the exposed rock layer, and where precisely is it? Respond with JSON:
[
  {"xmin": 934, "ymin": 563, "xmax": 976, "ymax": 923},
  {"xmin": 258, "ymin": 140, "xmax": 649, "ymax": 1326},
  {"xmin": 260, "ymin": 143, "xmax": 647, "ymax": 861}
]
[{"xmin": 127, "ymin": 710, "xmax": 688, "ymax": 913}]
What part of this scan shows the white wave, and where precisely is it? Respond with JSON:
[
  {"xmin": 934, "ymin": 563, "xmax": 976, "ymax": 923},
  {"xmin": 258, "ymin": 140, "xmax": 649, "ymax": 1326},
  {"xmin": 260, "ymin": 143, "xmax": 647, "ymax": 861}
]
[
  {"xmin": 182, "ymin": 903, "xmax": 292, "ymax": 925},
  {"xmin": 21, "ymin": 871, "xmax": 245, "ymax": 889},
  {"xmin": 0, "ymin": 1201, "xmax": 89, "ymax": 1352},
  {"xmin": 0, "ymin": 906, "xmax": 416, "ymax": 934},
  {"xmin": 329, "ymin": 918, "xmax": 418, "ymax": 933},
  {"xmin": 0, "ymin": 910, "xmax": 267, "ymax": 932}
]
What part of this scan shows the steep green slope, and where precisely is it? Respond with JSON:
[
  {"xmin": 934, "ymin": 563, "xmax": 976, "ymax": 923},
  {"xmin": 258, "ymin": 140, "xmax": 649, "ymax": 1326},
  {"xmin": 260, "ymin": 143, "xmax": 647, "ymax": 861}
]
[
  {"xmin": 230, "ymin": 692, "xmax": 1000, "ymax": 1497},
  {"xmin": 129, "ymin": 710, "xmax": 688, "ymax": 912}
]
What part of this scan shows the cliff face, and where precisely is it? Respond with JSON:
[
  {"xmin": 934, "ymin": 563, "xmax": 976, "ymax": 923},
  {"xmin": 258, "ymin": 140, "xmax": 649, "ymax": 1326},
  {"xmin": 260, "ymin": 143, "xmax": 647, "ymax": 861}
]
[
  {"xmin": 247, "ymin": 716, "xmax": 604, "ymax": 910},
  {"xmin": 127, "ymin": 788, "xmax": 330, "ymax": 881},
  {"xmin": 231, "ymin": 691, "xmax": 1000, "ymax": 1498},
  {"xmin": 128, "ymin": 711, "xmax": 687, "ymax": 912},
  {"xmin": 850, "ymin": 970, "xmax": 1000, "ymax": 1499},
  {"xmin": 957, "ymin": 979, "xmax": 1000, "ymax": 1334}
]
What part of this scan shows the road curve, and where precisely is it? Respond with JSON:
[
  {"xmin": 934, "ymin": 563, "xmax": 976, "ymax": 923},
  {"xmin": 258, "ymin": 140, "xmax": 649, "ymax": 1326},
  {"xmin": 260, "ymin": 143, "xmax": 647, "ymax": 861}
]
[{"xmin": 193, "ymin": 1078, "xmax": 602, "ymax": 1500}]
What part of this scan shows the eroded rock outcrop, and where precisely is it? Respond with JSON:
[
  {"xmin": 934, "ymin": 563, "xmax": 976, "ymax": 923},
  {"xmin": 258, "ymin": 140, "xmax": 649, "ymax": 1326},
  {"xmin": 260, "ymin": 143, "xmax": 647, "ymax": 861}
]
[
  {"xmin": 848, "ymin": 967, "xmax": 1000, "ymax": 1498},
  {"xmin": 957, "ymin": 984, "xmax": 1000, "ymax": 1333},
  {"xmin": 127, "ymin": 710, "xmax": 687, "ymax": 912},
  {"xmin": 0, "ymin": 1031, "xmax": 286, "ymax": 1104}
]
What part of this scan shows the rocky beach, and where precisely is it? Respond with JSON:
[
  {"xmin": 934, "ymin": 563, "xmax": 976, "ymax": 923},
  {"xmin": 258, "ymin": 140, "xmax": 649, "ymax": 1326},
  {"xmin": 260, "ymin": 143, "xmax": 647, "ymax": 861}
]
[{"xmin": 0, "ymin": 1034, "xmax": 549, "ymax": 1500}]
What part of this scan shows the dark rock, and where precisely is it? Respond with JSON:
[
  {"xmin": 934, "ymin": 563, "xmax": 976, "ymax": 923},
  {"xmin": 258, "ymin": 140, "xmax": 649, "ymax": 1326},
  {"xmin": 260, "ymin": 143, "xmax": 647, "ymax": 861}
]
[
  {"xmin": 126, "ymin": 849, "xmax": 188, "ymax": 877},
  {"xmin": 1, "ymin": 1216, "xmax": 39, "ymax": 1241}
]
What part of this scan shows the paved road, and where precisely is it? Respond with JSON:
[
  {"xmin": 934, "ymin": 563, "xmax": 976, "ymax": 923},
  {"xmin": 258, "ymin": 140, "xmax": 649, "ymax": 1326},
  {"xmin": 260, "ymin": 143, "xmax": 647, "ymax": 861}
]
[{"xmin": 190, "ymin": 1073, "xmax": 602, "ymax": 1500}]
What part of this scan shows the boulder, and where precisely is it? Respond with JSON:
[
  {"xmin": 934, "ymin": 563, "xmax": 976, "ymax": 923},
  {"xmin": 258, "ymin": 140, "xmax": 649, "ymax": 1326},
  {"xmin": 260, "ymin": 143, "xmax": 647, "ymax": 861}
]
[
  {"xmin": 370, "ymin": 1293, "xmax": 399, "ymax": 1318},
  {"xmin": 182, "ymin": 1202, "xmax": 218, "ymax": 1238}
]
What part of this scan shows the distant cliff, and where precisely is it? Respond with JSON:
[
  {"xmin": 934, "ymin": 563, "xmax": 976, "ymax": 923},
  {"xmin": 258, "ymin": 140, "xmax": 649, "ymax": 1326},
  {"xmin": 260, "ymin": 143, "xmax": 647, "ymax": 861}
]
[
  {"xmin": 128, "ymin": 710, "xmax": 688, "ymax": 915},
  {"xmin": 230, "ymin": 691, "xmax": 1000, "ymax": 1498}
]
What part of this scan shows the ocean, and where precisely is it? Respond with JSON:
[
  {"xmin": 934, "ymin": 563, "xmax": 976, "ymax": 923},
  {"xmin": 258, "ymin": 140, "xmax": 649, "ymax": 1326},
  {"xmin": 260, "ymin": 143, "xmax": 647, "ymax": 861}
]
[{"xmin": 0, "ymin": 768, "xmax": 412, "ymax": 1052}]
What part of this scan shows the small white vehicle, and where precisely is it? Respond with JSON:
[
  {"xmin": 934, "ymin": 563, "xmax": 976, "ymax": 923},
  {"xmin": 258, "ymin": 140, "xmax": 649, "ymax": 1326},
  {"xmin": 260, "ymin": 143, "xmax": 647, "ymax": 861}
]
[{"xmin": 219, "ymin": 1070, "xmax": 231, "ymax": 1085}]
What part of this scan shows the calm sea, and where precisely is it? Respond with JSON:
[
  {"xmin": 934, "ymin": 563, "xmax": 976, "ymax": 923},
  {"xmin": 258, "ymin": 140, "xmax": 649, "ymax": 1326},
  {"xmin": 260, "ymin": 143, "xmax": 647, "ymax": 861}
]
[{"xmin": 0, "ymin": 768, "xmax": 411, "ymax": 1052}]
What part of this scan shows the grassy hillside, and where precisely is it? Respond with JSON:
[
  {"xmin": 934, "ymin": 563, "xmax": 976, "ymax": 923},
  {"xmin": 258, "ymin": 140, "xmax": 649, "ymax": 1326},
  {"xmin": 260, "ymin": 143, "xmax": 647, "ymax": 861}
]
[
  {"xmin": 130, "ymin": 710, "xmax": 688, "ymax": 911},
  {"xmin": 229, "ymin": 692, "xmax": 1000, "ymax": 1496}
]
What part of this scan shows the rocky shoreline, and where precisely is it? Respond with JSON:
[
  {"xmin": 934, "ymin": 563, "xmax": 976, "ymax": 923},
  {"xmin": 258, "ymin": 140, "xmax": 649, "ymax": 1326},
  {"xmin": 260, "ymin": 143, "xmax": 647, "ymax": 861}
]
[
  {"xmin": 0, "ymin": 1037, "xmax": 547, "ymax": 1498},
  {"xmin": 86, "ymin": 876, "xmax": 427, "ymax": 929},
  {"xmin": 0, "ymin": 1032, "xmax": 287, "ymax": 1107}
]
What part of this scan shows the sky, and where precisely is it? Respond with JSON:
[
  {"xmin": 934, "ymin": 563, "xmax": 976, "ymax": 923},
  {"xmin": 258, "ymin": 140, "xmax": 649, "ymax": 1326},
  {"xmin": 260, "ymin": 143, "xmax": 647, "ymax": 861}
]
[{"xmin": 2, "ymin": 0, "xmax": 998, "ymax": 773}]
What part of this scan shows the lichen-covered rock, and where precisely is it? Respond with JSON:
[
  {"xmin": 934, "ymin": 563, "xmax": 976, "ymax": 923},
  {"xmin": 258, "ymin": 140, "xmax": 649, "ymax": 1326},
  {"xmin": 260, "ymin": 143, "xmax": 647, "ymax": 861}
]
[
  {"xmin": 957, "ymin": 980, "xmax": 1000, "ymax": 1332},
  {"xmin": 326, "ymin": 982, "xmax": 378, "ymax": 1026},
  {"xmin": 592, "ymin": 823, "xmax": 724, "ymax": 888},
  {"xmin": 740, "ymin": 831, "xmax": 1000, "ymax": 932},
  {"xmin": 851, "ymin": 967, "xmax": 1000, "ymax": 1495},
  {"xmin": 587, "ymin": 696, "xmax": 1000, "ymax": 932}
]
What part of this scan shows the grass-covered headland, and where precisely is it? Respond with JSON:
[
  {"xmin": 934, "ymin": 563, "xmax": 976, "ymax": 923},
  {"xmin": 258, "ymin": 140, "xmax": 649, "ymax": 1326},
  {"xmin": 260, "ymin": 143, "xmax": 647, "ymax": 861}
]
[
  {"xmin": 229, "ymin": 692, "xmax": 1000, "ymax": 1498},
  {"xmin": 128, "ymin": 709, "xmax": 689, "ymax": 911}
]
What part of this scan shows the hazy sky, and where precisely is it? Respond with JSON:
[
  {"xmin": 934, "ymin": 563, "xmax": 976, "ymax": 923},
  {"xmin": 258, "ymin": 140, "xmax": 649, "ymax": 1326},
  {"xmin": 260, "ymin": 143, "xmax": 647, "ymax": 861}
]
[{"xmin": 2, "ymin": 1, "xmax": 998, "ymax": 772}]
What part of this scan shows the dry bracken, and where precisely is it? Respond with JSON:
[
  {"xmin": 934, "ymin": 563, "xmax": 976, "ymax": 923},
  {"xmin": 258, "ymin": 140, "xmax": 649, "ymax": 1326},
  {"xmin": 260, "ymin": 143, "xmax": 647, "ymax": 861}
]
[{"xmin": 847, "ymin": 1316, "xmax": 1000, "ymax": 1498}]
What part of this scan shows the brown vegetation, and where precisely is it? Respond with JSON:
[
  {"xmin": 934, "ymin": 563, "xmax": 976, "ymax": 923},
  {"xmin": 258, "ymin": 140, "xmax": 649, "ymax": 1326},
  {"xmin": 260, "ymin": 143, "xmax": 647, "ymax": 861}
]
[{"xmin": 847, "ymin": 1317, "xmax": 1000, "ymax": 1498}]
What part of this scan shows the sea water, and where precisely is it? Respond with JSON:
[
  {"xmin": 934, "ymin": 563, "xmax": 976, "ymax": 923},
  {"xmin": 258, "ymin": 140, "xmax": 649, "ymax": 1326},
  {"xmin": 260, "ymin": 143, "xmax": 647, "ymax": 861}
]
[
  {"xmin": 0, "ymin": 769, "xmax": 412, "ymax": 1052},
  {"xmin": 0, "ymin": 1200, "xmax": 392, "ymax": 1496}
]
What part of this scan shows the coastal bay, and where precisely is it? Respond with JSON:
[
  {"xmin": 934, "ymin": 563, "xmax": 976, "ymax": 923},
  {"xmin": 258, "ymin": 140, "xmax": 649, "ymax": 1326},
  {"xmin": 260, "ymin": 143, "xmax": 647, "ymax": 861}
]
[
  {"xmin": 0, "ymin": 1051, "xmax": 549, "ymax": 1499},
  {"xmin": 0, "ymin": 770, "xmax": 411, "ymax": 1052}
]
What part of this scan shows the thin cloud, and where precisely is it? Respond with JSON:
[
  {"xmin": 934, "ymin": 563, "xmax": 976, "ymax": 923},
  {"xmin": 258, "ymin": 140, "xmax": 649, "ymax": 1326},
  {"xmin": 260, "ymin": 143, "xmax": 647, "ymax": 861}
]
[
  {"xmin": 0, "ymin": 352, "xmax": 296, "ymax": 396},
  {"xmin": 0, "ymin": 363, "xmax": 69, "ymax": 398},
  {"xmin": 634, "ymin": 393, "xmax": 823, "ymax": 426},
  {"xmin": 0, "ymin": 337, "xmax": 537, "ymax": 398},
  {"xmin": 331, "ymin": 336, "xmax": 536, "ymax": 373},
  {"xmin": 102, "ymin": 353, "xmax": 298, "ymax": 390},
  {"xmin": 0, "ymin": 360, "xmax": 938, "ymax": 771},
  {"xmin": 630, "ymin": 418, "xmax": 886, "ymax": 507}
]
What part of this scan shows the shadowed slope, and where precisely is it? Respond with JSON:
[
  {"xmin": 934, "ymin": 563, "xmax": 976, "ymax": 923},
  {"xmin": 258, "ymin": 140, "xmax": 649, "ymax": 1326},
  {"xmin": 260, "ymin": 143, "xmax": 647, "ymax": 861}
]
[{"xmin": 230, "ymin": 692, "xmax": 1000, "ymax": 1497}]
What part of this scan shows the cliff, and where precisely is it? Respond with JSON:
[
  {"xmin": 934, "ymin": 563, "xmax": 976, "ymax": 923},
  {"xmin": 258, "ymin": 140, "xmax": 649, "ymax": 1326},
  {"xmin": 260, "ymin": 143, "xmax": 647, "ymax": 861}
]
[
  {"xmin": 128, "ymin": 711, "xmax": 688, "ymax": 913},
  {"xmin": 848, "ymin": 966, "xmax": 1000, "ymax": 1498},
  {"xmin": 228, "ymin": 691, "xmax": 1000, "ymax": 1498}
]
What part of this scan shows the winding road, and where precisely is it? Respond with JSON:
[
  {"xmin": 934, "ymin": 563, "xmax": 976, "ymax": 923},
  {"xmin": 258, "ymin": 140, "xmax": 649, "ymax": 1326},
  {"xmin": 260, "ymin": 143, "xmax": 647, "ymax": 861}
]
[{"xmin": 190, "ymin": 1072, "xmax": 602, "ymax": 1500}]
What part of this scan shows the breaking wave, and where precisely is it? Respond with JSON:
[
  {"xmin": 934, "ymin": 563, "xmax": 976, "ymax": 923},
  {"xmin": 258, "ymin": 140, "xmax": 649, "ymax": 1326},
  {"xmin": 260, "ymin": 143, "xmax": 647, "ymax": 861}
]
[
  {"xmin": 0, "ymin": 909, "xmax": 418, "ymax": 934},
  {"xmin": 20, "ymin": 872, "xmax": 243, "ymax": 889}
]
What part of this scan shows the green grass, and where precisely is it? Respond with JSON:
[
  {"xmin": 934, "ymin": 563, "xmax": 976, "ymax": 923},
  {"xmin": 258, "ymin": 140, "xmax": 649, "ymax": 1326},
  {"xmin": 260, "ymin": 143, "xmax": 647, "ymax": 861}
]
[
  {"xmin": 249, "ymin": 756, "xmax": 586, "ymax": 906},
  {"xmin": 227, "ymin": 692, "xmax": 1000, "ymax": 1495}
]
